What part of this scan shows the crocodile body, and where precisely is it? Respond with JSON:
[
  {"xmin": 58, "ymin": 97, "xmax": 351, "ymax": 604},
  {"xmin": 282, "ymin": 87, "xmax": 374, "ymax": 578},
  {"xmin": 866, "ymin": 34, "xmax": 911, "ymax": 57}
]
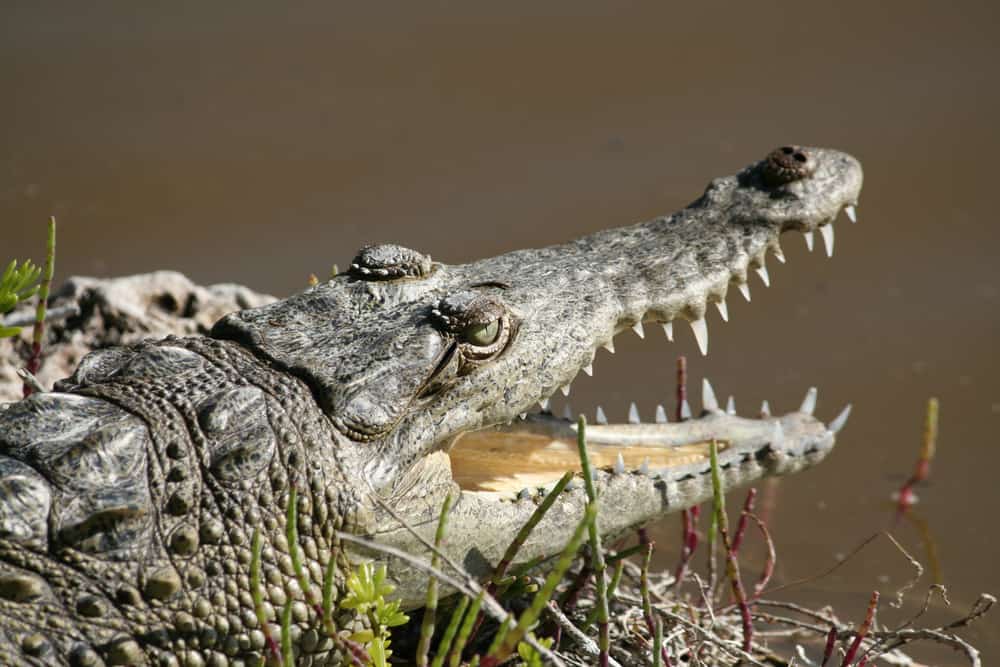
[{"xmin": 0, "ymin": 146, "xmax": 862, "ymax": 666}]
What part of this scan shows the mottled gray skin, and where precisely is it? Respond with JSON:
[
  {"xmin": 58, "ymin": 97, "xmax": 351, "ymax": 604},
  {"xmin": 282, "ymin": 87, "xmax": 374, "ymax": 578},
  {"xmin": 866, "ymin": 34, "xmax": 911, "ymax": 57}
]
[{"xmin": 0, "ymin": 147, "xmax": 862, "ymax": 666}]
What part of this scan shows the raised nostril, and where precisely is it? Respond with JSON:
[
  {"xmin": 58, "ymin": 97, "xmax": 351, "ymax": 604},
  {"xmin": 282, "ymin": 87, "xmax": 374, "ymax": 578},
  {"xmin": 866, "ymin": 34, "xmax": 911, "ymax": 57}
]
[{"xmin": 763, "ymin": 146, "xmax": 815, "ymax": 186}]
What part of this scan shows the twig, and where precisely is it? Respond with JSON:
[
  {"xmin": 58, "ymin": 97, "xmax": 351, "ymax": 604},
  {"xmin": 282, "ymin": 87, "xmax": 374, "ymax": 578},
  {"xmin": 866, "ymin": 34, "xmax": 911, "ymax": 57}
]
[
  {"xmin": 544, "ymin": 601, "xmax": 623, "ymax": 667},
  {"xmin": 16, "ymin": 368, "xmax": 46, "ymax": 395},
  {"xmin": 1, "ymin": 302, "xmax": 79, "ymax": 328}
]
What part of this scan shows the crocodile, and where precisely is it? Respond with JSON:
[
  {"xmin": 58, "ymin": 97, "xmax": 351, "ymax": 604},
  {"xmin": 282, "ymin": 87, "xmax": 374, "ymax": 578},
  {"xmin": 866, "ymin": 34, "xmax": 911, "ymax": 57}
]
[{"xmin": 0, "ymin": 145, "xmax": 862, "ymax": 666}]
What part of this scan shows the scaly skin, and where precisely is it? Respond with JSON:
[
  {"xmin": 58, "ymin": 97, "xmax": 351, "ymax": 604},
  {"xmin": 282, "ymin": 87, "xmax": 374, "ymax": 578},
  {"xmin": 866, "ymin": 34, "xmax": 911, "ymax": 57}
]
[{"xmin": 0, "ymin": 146, "xmax": 862, "ymax": 665}]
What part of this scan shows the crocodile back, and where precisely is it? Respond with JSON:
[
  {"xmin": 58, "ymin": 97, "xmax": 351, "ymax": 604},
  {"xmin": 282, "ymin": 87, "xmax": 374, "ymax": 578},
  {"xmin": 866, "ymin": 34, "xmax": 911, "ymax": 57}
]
[{"xmin": 0, "ymin": 336, "xmax": 351, "ymax": 666}]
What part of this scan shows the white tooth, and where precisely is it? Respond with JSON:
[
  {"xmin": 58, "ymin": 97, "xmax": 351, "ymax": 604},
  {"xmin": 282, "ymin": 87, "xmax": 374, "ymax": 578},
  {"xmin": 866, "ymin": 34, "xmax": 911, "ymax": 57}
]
[
  {"xmin": 628, "ymin": 402, "xmax": 640, "ymax": 424},
  {"xmin": 756, "ymin": 265, "xmax": 770, "ymax": 287},
  {"xmin": 583, "ymin": 364, "xmax": 593, "ymax": 376},
  {"xmin": 614, "ymin": 452, "xmax": 626, "ymax": 474},
  {"xmin": 799, "ymin": 387, "xmax": 818, "ymax": 415},
  {"xmin": 845, "ymin": 205, "xmax": 857, "ymax": 223},
  {"xmin": 690, "ymin": 318, "xmax": 709, "ymax": 356},
  {"xmin": 680, "ymin": 399, "xmax": 692, "ymax": 420},
  {"xmin": 772, "ymin": 421, "xmax": 785, "ymax": 444},
  {"xmin": 519, "ymin": 413, "xmax": 527, "ymax": 420},
  {"xmin": 702, "ymin": 378, "xmax": 719, "ymax": 412},
  {"xmin": 715, "ymin": 300, "xmax": 729, "ymax": 322},
  {"xmin": 603, "ymin": 340, "xmax": 615, "ymax": 354},
  {"xmin": 760, "ymin": 400, "xmax": 771, "ymax": 417},
  {"xmin": 655, "ymin": 404, "xmax": 668, "ymax": 423},
  {"xmin": 820, "ymin": 224, "xmax": 835, "ymax": 257},
  {"xmin": 560, "ymin": 384, "xmax": 571, "ymax": 397},
  {"xmin": 738, "ymin": 282, "xmax": 751, "ymax": 302},
  {"xmin": 662, "ymin": 321, "xmax": 674, "ymax": 341},
  {"xmin": 726, "ymin": 395, "xmax": 736, "ymax": 415},
  {"xmin": 804, "ymin": 230, "xmax": 815, "ymax": 252},
  {"xmin": 829, "ymin": 404, "xmax": 853, "ymax": 433},
  {"xmin": 773, "ymin": 246, "xmax": 786, "ymax": 264},
  {"xmin": 632, "ymin": 321, "xmax": 645, "ymax": 339},
  {"xmin": 638, "ymin": 459, "xmax": 650, "ymax": 476},
  {"xmin": 563, "ymin": 404, "xmax": 573, "ymax": 420},
  {"xmin": 595, "ymin": 406, "xmax": 608, "ymax": 425},
  {"xmin": 518, "ymin": 488, "xmax": 532, "ymax": 500},
  {"xmin": 539, "ymin": 398, "xmax": 550, "ymax": 412}
]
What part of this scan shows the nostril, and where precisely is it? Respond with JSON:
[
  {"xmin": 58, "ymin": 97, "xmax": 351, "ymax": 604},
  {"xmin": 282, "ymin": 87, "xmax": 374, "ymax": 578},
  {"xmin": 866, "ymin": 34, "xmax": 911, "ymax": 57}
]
[{"xmin": 763, "ymin": 146, "xmax": 815, "ymax": 186}]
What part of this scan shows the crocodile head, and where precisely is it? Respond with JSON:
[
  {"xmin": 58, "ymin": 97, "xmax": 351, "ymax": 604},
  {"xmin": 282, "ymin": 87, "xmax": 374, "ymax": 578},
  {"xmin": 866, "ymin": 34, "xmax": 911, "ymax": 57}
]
[{"xmin": 214, "ymin": 145, "xmax": 862, "ymax": 604}]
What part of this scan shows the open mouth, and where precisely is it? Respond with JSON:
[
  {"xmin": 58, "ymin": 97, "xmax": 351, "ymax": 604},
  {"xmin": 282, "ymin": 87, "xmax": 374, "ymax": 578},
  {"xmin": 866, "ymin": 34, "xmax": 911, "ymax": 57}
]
[{"xmin": 446, "ymin": 196, "xmax": 860, "ymax": 498}]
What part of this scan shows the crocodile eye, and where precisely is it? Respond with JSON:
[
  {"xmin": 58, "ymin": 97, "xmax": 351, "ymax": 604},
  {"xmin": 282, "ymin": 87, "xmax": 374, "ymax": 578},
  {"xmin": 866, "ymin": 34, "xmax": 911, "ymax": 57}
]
[
  {"xmin": 430, "ymin": 292, "xmax": 516, "ymax": 365},
  {"xmin": 464, "ymin": 319, "xmax": 500, "ymax": 347}
]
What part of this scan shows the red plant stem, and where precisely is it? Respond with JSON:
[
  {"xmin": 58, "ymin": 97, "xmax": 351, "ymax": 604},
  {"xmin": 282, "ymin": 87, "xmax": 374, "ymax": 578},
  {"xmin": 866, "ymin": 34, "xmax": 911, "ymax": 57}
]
[
  {"xmin": 675, "ymin": 355, "xmax": 687, "ymax": 421},
  {"xmin": 731, "ymin": 488, "xmax": 757, "ymax": 554},
  {"xmin": 895, "ymin": 398, "xmax": 938, "ymax": 517},
  {"xmin": 721, "ymin": 530, "xmax": 753, "ymax": 652},
  {"xmin": 673, "ymin": 355, "xmax": 702, "ymax": 588},
  {"xmin": 746, "ymin": 513, "xmax": 776, "ymax": 599},
  {"xmin": 820, "ymin": 626, "xmax": 837, "ymax": 667},
  {"xmin": 840, "ymin": 591, "xmax": 879, "ymax": 667}
]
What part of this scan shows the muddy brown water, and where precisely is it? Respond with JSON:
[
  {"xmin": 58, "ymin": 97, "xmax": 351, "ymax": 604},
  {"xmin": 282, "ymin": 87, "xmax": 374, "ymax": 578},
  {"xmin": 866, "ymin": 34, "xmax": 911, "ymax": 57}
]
[{"xmin": 2, "ymin": 2, "xmax": 998, "ymax": 663}]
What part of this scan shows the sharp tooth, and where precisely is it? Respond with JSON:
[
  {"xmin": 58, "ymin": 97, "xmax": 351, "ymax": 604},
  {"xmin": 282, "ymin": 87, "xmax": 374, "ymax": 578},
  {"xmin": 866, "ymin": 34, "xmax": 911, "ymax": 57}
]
[
  {"xmin": 820, "ymin": 224, "xmax": 835, "ymax": 257},
  {"xmin": 680, "ymin": 399, "xmax": 692, "ymax": 420},
  {"xmin": 690, "ymin": 318, "xmax": 709, "ymax": 356},
  {"xmin": 560, "ymin": 384, "xmax": 571, "ymax": 397},
  {"xmin": 738, "ymin": 282, "xmax": 751, "ymax": 302},
  {"xmin": 614, "ymin": 452, "xmax": 626, "ymax": 474},
  {"xmin": 804, "ymin": 231, "xmax": 815, "ymax": 252},
  {"xmin": 773, "ymin": 246, "xmax": 786, "ymax": 264},
  {"xmin": 702, "ymin": 378, "xmax": 719, "ymax": 412},
  {"xmin": 519, "ymin": 413, "xmax": 527, "ymax": 420},
  {"xmin": 632, "ymin": 321, "xmax": 645, "ymax": 338},
  {"xmin": 563, "ymin": 404, "xmax": 573, "ymax": 421},
  {"xmin": 755, "ymin": 265, "xmax": 770, "ymax": 287},
  {"xmin": 799, "ymin": 387, "xmax": 818, "ymax": 416},
  {"xmin": 726, "ymin": 395, "xmax": 736, "ymax": 415},
  {"xmin": 760, "ymin": 400, "xmax": 771, "ymax": 417},
  {"xmin": 583, "ymin": 364, "xmax": 593, "ymax": 376},
  {"xmin": 518, "ymin": 488, "xmax": 532, "ymax": 500},
  {"xmin": 662, "ymin": 321, "xmax": 674, "ymax": 341},
  {"xmin": 715, "ymin": 300, "xmax": 729, "ymax": 322},
  {"xmin": 628, "ymin": 402, "xmax": 641, "ymax": 424},
  {"xmin": 595, "ymin": 406, "xmax": 608, "ymax": 425},
  {"xmin": 655, "ymin": 404, "xmax": 668, "ymax": 423},
  {"xmin": 772, "ymin": 421, "xmax": 785, "ymax": 445},
  {"xmin": 539, "ymin": 398, "xmax": 550, "ymax": 412},
  {"xmin": 565, "ymin": 478, "xmax": 578, "ymax": 491},
  {"xmin": 638, "ymin": 459, "xmax": 650, "ymax": 476},
  {"xmin": 829, "ymin": 404, "xmax": 853, "ymax": 433},
  {"xmin": 845, "ymin": 205, "xmax": 857, "ymax": 223},
  {"xmin": 603, "ymin": 340, "xmax": 615, "ymax": 354}
]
